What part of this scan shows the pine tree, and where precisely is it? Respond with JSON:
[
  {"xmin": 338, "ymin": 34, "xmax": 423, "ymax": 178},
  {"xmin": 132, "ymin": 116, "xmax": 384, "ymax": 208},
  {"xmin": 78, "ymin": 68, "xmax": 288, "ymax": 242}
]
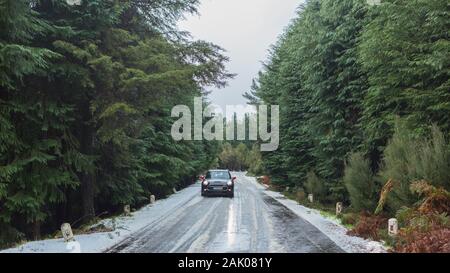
[
  {"xmin": 248, "ymin": 0, "xmax": 369, "ymax": 199},
  {"xmin": 0, "ymin": 0, "xmax": 78, "ymax": 240},
  {"xmin": 359, "ymin": 0, "xmax": 450, "ymax": 167},
  {"xmin": 1, "ymin": 0, "xmax": 231, "ymax": 246}
]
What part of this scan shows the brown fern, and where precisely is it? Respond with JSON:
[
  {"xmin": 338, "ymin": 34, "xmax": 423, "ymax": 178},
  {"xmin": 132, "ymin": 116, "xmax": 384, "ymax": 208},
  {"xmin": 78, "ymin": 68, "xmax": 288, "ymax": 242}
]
[{"xmin": 374, "ymin": 179, "xmax": 395, "ymax": 215}]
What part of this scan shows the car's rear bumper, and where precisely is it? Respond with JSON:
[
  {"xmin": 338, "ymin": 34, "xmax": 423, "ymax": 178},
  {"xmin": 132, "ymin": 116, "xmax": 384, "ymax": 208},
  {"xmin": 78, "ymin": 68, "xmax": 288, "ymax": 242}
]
[{"xmin": 202, "ymin": 186, "xmax": 233, "ymax": 195}]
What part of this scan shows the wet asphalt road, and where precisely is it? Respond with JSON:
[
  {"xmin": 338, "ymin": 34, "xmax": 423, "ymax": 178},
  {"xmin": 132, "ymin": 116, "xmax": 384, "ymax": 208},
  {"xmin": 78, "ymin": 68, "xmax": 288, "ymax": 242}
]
[{"xmin": 107, "ymin": 173, "xmax": 344, "ymax": 253}]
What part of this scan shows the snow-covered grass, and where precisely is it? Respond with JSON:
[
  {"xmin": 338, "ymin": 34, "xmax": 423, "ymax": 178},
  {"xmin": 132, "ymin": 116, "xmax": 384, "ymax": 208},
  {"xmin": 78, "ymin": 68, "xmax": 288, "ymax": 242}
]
[
  {"xmin": 247, "ymin": 176, "xmax": 387, "ymax": 253},
  {"xmin": 1, "ymin": 183, "xmax": 200, "ymax": 253}
]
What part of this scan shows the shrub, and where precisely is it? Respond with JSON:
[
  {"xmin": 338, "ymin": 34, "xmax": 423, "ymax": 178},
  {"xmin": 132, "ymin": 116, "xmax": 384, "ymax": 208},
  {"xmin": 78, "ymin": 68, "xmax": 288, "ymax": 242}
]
[
  {"xmin": 247, "ymin": 144, "xmax": 264, "ymax": 176},
  {"xmin": 340, "ymin": 213, "xmax": 359, "ymax": 226},
  {"xmin": 260, "ymin": 175, "xmax": 271, "ymax": 185},
  {"xmin": 327, "ymin": 181, "xmax": 348, "ymax": 204},
  {"xmin": 344, "ymin": 152, "xmax": 377, "ymax": 211},
  {"xmin": 410, "ymin": 127, "xmax": 450, "ymax": 191},
  {"xmin": 396, "ymin": 181, "xmax": 450, "ymax": 231},
  {"xmin": 395, "ymin": 226, "xmax": 450, "ymax": 253},
  {"xmin": 305, "ymin": 171, "xmax": 326, "ymax": 201},
  {"xmin": 348, "ymin": 213, "xmax": 388, "ymax": 241},
  {"xmin": 396, "ymin": 206, "xmax": 417, "ymax": 228},
  {"xmin": 410, "ymin": 181, "xmax": 450, "ymax": 215},
  {"xmin": 393, "ymin": 181, "xmax": 450, "ymax": 253},
  {"xmin": 0, "ymin": 223, "xmax": 24, "ymax": 249},
  {"xmin": 378, "ymin": 122, "xmax": 420, "ymax": 211},
  {"xmin": 379, "ymin": 122, "xmax": 450, "ymax": 212},
  {"xmin": 296, "ymin": 188, "xmax": 306, "ymax": 203}
]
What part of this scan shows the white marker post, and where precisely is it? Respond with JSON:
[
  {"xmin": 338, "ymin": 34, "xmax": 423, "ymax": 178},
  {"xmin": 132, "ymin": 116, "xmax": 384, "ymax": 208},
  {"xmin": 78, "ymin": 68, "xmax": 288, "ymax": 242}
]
[
  {"xmin": 308, "ymin": 194, "xmax": 314, "ymax": 203},
  {"xmin": 388, "ymin": 218, "xmax": 398, "ymax": 236},
  {"xmin": 124, "ymin": 205, "xmax": 131, "ymax": 216},
  {"xmin": 61, "ymin": 223, "xmax": 75, "ymax": 242},
  {"xmin": 336, "ymin": 202, "xmax": 343, "ymax": 216},
  {"xmin": 150, "ymin": 195, "xmax": 156, "ymax": 204}
]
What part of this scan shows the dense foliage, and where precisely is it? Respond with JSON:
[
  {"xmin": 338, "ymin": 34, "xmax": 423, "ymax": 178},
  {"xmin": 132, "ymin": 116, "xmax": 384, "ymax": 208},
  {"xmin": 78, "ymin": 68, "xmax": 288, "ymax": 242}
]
[
  {"xmin": 0, "ymin": 0, "xmax": 231, "ymax": 247},
  {"xmin": 343, "ymin": 152, "xmax": 377, "ymax": 212},
  {"xmin": 248, "ymin": 0, "xmax": 449, "ymax": 252},
  {"xmin": 217, "ymin": 114, "xmax": 263, "ymax": 174},
  {"xmin": 247, "ymin": 0, "xmax": 450, "ymax": 207},
  {"xmin": 218, "ymin": 142, "xmax": 263, "ymax": 175}
]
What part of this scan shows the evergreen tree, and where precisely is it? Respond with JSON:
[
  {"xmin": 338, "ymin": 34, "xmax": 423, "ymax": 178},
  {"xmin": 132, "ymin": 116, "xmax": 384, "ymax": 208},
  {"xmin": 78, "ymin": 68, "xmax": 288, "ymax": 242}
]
[
  {"xmin": 0, "ymin": 0, "xmax": 79, "ymax": 240},
  {"xmin": 248, "ymin": 0, "xmax": 449, "ymax": 207},
  {"xmin": 0, "ymin": 0, "xmax": 231, "ymax": 246},
  {"xmin": 248, "ymin": 0, "xmax": 369, "ymax": 199},
  {"xmin": 359, "ymin": 0, "xmax": 450, "ymax": 167}
]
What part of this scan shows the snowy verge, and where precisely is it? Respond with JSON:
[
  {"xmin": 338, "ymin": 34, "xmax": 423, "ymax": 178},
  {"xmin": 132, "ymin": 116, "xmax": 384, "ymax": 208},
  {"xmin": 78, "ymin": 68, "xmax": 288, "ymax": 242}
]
[
  {"xmin": 2, "ymin": 174, "xmax": 387, "ymax": 253},
  {"xmin": 1, "ymin": 184, "xmax": 200, "ymax": 253},
  {"xmin": 246, "ymin": 176, "xmax": 387, "ymax": 253}
]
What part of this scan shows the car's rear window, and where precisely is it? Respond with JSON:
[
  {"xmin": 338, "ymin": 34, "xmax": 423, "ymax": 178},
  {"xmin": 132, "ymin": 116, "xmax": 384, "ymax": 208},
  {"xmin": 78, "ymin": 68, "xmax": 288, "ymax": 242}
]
[{"xmin": 206, "ymin": 171, "xmax": 230, "ymax": 180}]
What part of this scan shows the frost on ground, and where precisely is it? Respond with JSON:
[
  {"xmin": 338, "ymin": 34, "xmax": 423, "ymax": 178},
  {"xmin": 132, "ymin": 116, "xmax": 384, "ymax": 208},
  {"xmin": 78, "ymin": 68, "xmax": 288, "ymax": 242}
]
[
  {"xmin": 1, "ymin": 173, "xmax": 387, "ymax": 253},
  {"xmin": 247, "ymin": 176, "xmax": 387, "ymax": 253},
  {"xmin": 1, "ymin": 184, "xmax": 200, "ymax": 253}
]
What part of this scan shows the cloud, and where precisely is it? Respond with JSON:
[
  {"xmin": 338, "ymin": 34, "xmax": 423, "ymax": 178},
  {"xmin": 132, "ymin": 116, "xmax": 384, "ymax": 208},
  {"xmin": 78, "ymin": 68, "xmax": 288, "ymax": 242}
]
[{"xmin": 178, "ymin": 0, "xmax": 302, "ymax": 111}]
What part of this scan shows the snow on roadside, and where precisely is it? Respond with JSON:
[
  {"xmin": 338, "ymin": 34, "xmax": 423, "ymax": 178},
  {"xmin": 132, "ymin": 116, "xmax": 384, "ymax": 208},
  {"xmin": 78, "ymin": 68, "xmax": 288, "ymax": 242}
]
[
  {"xmin": 1, "ymin": 183, "xmax": 200, "ymax": 253},
  {"xmin": 2, "ymin": 173, "xmax": 387, "ymax": 253},
  {"xmin": 246, "ymin": 175, "xmax": 387, "ymax": 253}
]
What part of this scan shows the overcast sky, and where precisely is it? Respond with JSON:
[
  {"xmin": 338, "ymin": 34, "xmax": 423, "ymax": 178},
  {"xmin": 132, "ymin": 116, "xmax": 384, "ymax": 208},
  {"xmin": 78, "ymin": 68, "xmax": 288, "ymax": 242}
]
[{"xmin": 178, "ymin": 0, "xmax": 302, "ymax": 113}]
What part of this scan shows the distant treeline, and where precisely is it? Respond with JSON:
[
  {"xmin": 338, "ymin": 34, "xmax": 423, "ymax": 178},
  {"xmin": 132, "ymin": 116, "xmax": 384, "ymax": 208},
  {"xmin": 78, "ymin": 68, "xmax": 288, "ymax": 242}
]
[
  {"xmin": 216, "ymin": 114, "xmax": 264, "ymax": 175},
  {"xmin": 218, "ymin": 142, "xmax": 263, "ymax": 175}
]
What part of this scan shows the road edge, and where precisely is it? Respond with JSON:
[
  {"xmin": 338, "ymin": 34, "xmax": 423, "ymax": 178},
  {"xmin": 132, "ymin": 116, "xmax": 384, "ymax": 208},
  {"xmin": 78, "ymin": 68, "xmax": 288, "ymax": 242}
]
[{"xmin": 243, "ymin": 173, "xmax": 387, "ymax": 253}]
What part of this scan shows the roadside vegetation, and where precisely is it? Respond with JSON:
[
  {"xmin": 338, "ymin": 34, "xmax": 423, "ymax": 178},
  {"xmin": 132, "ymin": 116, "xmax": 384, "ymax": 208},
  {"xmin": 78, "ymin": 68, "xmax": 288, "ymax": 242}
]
[
  {"xmin": 216, "ymin": 116, "xmax": 264, "ymax": 175},
  {"xmin": 0, "ymin": 0, "xmax": 232, "ymax": 248},
  {"xmin": 1, "ymin": 0, "xmax": 448, "ymax": 253},
  {"xmin": 218, "ymin": 142, "xmax": 263, "ymax": 176},
  {"xmin": 248, "ymin": 0, "xmax": 450, "ymax": 253}
]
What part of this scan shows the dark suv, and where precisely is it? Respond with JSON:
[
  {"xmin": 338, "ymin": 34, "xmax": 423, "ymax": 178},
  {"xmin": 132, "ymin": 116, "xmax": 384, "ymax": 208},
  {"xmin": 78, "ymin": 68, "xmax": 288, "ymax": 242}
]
[{"xmin": 200, "ymin": 170, "xmax": 236, "ymax": 198}]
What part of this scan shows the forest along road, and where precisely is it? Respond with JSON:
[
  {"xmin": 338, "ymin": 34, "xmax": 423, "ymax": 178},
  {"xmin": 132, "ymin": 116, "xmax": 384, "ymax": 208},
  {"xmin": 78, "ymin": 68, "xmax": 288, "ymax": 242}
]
[{"xmin": 106, "ymin": 172, "xmax": 344, "ymax": 253}]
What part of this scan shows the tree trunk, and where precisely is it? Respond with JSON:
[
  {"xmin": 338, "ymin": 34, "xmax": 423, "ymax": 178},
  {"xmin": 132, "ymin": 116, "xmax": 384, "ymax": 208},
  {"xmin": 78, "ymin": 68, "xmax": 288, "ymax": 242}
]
[
  {"xmin": 80, "ymin": 169, "xmax": 95, "ymax": 222},
  {"xmin": 79, "ymin": 103, "xmax": 96, "ymax": 223},
  {"xmin": 32, "ymin": 221, "xmax": 41, "ymax": 241}
]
